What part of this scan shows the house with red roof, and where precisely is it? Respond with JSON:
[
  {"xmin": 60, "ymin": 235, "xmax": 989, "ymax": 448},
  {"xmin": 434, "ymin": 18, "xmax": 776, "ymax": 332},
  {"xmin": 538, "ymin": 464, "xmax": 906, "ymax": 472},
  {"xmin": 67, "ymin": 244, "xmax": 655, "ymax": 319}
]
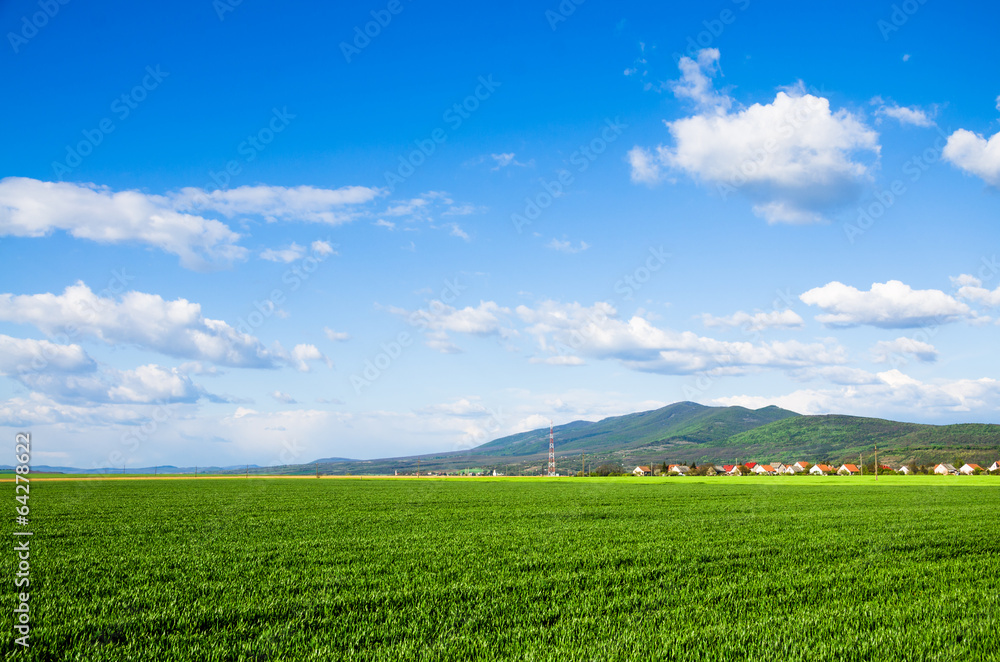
[
  {"xmin": 810, "ymin": 464, "xmax": 835, "ymax": 475},
  {"xmin": 959, "ymin": 463, "xmax": 982, "ymax": 475},
  {"xmin": 837, "ymin": 464, "xmax": 860, "ymax": 476}
]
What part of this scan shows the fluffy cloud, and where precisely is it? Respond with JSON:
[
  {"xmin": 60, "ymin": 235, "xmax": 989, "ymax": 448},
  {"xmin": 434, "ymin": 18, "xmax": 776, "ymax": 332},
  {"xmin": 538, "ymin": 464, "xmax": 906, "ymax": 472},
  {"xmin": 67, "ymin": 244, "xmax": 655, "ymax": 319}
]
[
  {"xmin": 289, "ymin": 344, "xmax": 331, "ymax": 372},
  {"xmin": 699, "ymin": 309, "xmax": 804, "ymax": 331},
  {"xmin": 0, "ymin": 178, "xmax": 379, "ymax": 269},
  {"xmin": 943, "ymin": 128, "xmax": 1000, "ymax": 187},
  {"xmin": 0, "ymin": 177, "xmax": 245, "ymax": 269},
  {"xmin": 0, "ymin": 282, "xmax": 328, "ymax": 370},
  {"xmin": 105, "ymin": 364, "xmax": 217, "ymax": 404},
  {"xmin": 260, "ymin": 243, "xmax": 306, "ymax": 263},
  {"xmin": 0, "ymin": 334, "xmax": 95, "ymax": 376},
  {"xmin": 952, "ymin": 274, "xmax": 1000, "ymax": 307},
  {"xmin": 872, "ymin": 100, "xmax": 935, "ymax": 127},
  {"xmin": 629, "ymin": 50, "xmax": 880, "ymax": 223},
  {"xmin": 0, "ymin": 330, "xmax": 224, "ymax": 404},
  {"xmin": 391, "ymin": 300, "xmax": 511, "ymax": 353},
  {"xmin": 311, "ymin": 240, "xmax": 337, "ymax": 256},
  {"xmin": 516, "ymin": 300, "xmax": 845, "ymax": 375},
  {"xmin": 714, "ymin": 370, "xmax": 1000, "ymax": 417},
  {"xmin": 669, "ymin": 48, "xmax": 731, "ymax": 113},
  {"xmin": 324, "ymin": 328, "xmax": 350, "ymax": 342},
  {"xmin": 870, "ymin": 337, "xmax": 939, "ymax": 363},
  {"xmin": 800, "ymin": 280, "xmax": 973, "ymax": 328}
]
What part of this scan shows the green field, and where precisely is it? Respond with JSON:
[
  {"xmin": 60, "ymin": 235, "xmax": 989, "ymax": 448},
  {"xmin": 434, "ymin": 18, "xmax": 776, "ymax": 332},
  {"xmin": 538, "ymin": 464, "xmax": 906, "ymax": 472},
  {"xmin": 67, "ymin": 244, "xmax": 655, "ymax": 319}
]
[{"xmin": 4, "ymin": 476, "xmax": 1000, "ymax": 660}]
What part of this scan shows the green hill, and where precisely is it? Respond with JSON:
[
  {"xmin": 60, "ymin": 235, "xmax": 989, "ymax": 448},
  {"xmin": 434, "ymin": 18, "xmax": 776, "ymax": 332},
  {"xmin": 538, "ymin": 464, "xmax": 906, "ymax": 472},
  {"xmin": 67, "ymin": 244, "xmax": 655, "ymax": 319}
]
[
  {"xmin": 473, "ymin": 401, "xmax": 799, "ymax": 456},
  {"xmin": 298, "ymin": 403, "xmax": 1000, "ymax": 475},
  {"xmin": 718, "ymin": 415, "xmax": 1000, "ymax": 466}
]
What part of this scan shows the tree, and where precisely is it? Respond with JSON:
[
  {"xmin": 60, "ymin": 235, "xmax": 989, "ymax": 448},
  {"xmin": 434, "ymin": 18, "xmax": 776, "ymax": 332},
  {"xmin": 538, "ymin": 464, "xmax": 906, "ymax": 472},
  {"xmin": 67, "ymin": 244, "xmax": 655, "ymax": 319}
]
[{"xmin": 593, "ymin": 462, "xmax": 625, "ymax": 477}]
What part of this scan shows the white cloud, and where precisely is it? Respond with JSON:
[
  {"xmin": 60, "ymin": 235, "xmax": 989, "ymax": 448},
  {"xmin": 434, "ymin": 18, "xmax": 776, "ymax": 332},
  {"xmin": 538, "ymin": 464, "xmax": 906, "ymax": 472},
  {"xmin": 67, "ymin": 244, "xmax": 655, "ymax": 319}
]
[
  {"xmin": 952, "ymin": 274, "xmax": 1000, "ymax": 307},
  {"xmin": 260, "ymin": 243, "xmax": 306, "ymax": 263},
  {"xmin": 627, "ymin": 146, "xmax": 663, "ymax": 185},
  {"xmin": 271, "ymin": 391, "xmax": 297, "ymax": 404},
  {"xmin": 714, "ymin": 370, "xmax": 1000, "ymax": 417},
  {"xmin": 700, "ymin": 309, "xmax": 804, "ymax": 331},
  {"xmin": 493, "ymin": 153, "xmax": 515, "ymax": 168},
  {"xmin": 448, "ymin": 223, "xmax": 470, "ymax": 241},
  {"xmin": 516, "ymin": 300, "xmax": 846, "ymax": 375},
  {"xmin": 0, "ymin": 282, "xmax": 322, "ymax": 369},
  {"xmin": 174, "ymin": 183, "xmax": 381, "ymax": 224},
  {"xmin": 670, "ymin": 48, "xmax": 731, "ymax": 113},
  {"xmin": 630, "ymin": 50, "xmax": 880, "ymax": 224},
  {"xmin": 311, "ymin": 240, "xmax": 336, "ymax": 256},
  {"xmin": 374, "ymin": 219, "xmax": 396, "ymax": 230},
  {"xmin": 0, "ymin": 178, "xmax": 380, "ymax": 270},
  {"xmin": 106, "ymin": 364, "xmax": 215, "ymax": 404},
  {"xmin": 488, "ymin": 153, "xmax": 532, "ymax": 171},
  {"xmin": 289, "ymin": 344, "xmax": 331, "ymax": 372},
  {"xmin": 0, "ymin": 392, "xmax": 188, "ymax": 428},
  {"xmin": 870, "ymin": 337, "xmax": 939, "ymax": 363},
  {"xmin": 0, "ymin": 334, "xmax": 95, "ymax": 376},
  {"xmin": 547, "ymin": 238, "xmax": 589, "ymax": 253},
  {"xmin": 943, "ymin": 128, "xmax": 1000, "ymax": 187},
  {"xmin": 873, "ymin": 100, "xmax": 935, "ymax": 127},
  {"xmin": 324, "ymin": 328, "xmax": 350, "ymax": 342},
  {"xmin": 800, "ymin": 280, "xmax": 973, "ymax": 328},
  {"xmin": 390, "ymin": 300, "xmax": 511, "ymax": 353},
  {"xmin": 0, "ymin": 177, "xmax": 246, "ymax": 269}
]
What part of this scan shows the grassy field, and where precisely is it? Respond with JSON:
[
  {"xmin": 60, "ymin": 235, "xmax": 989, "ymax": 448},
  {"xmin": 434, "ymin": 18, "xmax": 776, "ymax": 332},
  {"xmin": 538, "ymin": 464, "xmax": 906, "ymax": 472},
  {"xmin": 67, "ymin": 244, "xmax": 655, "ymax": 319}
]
[{"xmin": 4, "ymin": 476, "xmax": 1000, "ymax": 660}]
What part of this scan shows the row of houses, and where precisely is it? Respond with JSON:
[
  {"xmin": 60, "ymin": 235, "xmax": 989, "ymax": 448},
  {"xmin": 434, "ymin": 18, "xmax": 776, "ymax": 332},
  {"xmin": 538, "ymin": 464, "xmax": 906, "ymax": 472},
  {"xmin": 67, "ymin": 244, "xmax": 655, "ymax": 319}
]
[{"xmin": 632, "ymin": 461, "xmax": 1000, "ymax": 476}]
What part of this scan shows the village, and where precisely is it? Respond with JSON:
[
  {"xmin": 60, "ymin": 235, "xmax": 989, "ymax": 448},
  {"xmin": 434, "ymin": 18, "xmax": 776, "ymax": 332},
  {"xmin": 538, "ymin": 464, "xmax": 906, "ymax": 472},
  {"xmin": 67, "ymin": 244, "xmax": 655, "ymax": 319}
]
[{"xmin": 630, "ymin": 461, "xmax": 1000, "ymax": 476}]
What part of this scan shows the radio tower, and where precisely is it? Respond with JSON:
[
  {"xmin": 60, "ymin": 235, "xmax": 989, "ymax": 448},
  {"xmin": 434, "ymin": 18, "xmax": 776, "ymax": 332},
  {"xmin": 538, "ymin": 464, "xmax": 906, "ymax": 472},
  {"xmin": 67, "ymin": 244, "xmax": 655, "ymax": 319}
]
[{"xmin": 547, "ymin": 421, "xmax": 556, "ymax": 476}]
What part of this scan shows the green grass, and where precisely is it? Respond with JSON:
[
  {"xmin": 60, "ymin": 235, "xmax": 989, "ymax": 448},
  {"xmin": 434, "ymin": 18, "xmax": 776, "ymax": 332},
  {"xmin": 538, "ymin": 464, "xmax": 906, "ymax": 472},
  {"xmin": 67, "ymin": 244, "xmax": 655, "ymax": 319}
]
[{"xmin": 4, "ymin": 476, "xmax": 1000, "ymax": 660}]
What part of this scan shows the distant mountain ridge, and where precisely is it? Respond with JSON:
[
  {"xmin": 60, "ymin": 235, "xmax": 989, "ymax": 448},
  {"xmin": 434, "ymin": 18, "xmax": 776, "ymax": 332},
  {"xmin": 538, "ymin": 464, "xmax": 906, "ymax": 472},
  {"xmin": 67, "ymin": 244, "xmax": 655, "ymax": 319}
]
[{"xmin": 474, "ymin": 401, "xmax": 800, "ymax": 456}]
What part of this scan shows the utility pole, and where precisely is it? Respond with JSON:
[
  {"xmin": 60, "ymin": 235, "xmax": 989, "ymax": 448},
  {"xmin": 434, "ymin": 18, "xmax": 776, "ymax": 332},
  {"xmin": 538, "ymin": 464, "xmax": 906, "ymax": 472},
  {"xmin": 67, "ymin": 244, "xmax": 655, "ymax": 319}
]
[
  {"xmin": 859, "ymin": 454, "xmax": 863, "ymax": 476},
  {"xmin": 582, "ymin": 453, "xmax": 585, "ymax": 477},
  {"xmin": 316, "ymin": 463, "xmax": 320, "ymax": 479},
  {"xmin": 874, "ymin": 444, "xmax": 878, "ymax": 482}
]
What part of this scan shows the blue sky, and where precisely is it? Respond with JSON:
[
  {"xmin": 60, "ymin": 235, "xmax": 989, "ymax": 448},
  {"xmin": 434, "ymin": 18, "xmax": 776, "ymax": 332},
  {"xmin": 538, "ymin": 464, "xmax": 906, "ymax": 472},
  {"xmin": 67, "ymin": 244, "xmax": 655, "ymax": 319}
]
[{"xmin": 2, "ymin": 0, "xmax": 1000, "ymax": 468}]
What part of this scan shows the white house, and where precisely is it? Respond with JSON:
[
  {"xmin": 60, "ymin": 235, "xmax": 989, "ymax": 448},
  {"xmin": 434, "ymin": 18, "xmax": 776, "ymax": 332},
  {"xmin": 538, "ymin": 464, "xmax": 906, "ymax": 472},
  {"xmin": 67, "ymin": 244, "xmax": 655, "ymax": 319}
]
[
  {"xmin": 933, "ymin": 463, "xmax": 958, "ymax": 475},
  {"xmin": 959, "ymin": 463, "xmax": 983, "ymax": 475},
  {"xmin": 783, "ymin": 464, "xmax": 804, "ymax": 474},
  {"xmin": 794, "ymin": 461, "xmax": 810, "ymax": 470},
  {"xmin": 897, "ymin": 465, "xmax": 912, "ymax": 475},
  {"xmin": 752, "ymin": 464, "xmax": 776, "ymax": 475},
  {"xmin": 837, "ymin": 464, "xmax": 860, "ymax": 476},
  {"xmin": 771, "ymin": 463, "xmax": 786, "ymax": 473},
  {"xmin": 632, "ymin": 465, "xmax": 651, "ymax": 476},
  {"xmin": 669, "ymin": 464, "xmax": 690, "ymax": 475},
  {"xmin": 810, "ymin": 464, "xmax": 834, "ymax": 475},
  {"xmin": 990, "ymin": 462, "xmax": 1000, "ymax": 472}
]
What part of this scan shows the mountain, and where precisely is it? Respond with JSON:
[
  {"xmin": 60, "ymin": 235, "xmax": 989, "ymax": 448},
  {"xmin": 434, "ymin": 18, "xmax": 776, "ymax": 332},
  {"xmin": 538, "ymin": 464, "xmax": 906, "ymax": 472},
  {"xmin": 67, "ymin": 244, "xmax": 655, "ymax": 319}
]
[
  {"xmin": 717, "ymin": 415, "xmax": 1000, "ymax": 465},
  {"xmin": 473, "ymin": 401, "xmax": 800, "ymax": 456},
  {"xmin": 303, "ymin": 403, "xmax": 1000, "ymax": 474}
]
